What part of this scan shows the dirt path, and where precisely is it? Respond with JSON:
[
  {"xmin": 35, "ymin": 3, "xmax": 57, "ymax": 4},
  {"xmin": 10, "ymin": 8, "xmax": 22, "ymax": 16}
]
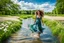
[
  {"xmin": 0, "ymin": 15, "xmax": 64, "ymax": 22},
  {"xmin": 0, "ymin": 16, "xmax": 20, "ymax": 21},
  {"xmin": 44, "ymin": 15, "xmax": 64, "ymax": 21}
]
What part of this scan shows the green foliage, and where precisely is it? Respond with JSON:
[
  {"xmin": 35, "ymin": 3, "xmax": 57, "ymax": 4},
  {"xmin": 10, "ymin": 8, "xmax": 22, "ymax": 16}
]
[
  {"xmin": 52, "ymin": 0, "xmax": 64, "ymax": 14},
  {"xmin": 0, "ymin": 20, "xmax": 22, "ymax": 42},
  {"xmin": 59, "ymin": 30, "xmax": 64, "ymax": 43},
  {"xmin": 19, "ymin": 15, "xmax": 32, "ymax": 19},
  {"xmin": 19, "ymin": 10, "xmax": 36, "ymax": 15},
  {"xmin": 44, "ymin": 18, "xmax": 64, "ymax": 43},
  {"xmin": 46, "ymin": 14, "xmax": 64, "ymax": 16},
  {"xmin": 0, "ymin": 0, "xmax": 20, "ymax": 15}
]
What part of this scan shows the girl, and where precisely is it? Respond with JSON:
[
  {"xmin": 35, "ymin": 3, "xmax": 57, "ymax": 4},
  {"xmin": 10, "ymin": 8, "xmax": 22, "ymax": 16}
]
[
  {"xmin": 34, "ymin": 10, "xmax": 44, "ymax": 38},
  {"xmin": 29, "ymin": 10, "xmax": 44, "ymax": 38}
]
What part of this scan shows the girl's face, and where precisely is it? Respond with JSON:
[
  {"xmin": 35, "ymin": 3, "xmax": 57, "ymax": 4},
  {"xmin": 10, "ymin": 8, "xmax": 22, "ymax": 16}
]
[{"xmin": 37, "ymin": 11, "xmax": 40, "ymax": 15}]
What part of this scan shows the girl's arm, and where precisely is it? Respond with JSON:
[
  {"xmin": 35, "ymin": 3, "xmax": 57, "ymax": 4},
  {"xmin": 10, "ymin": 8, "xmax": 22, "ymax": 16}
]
[
  {"xmin": 34, "ymin": 12, "xmax": 36, "ymax": 23},
  {"xmin": 42, "ymin": 17, "xmax": 44, "ymax": 25},
  {"xmin": 42, "ymin": 12, "xmax": 44, "ymax": 26}
]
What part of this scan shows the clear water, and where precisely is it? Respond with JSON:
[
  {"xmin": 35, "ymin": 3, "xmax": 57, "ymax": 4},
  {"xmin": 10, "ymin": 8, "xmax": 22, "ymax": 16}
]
[{"xmin": 4, "ymin": 18, "xmax": 57, "ymax": 43}]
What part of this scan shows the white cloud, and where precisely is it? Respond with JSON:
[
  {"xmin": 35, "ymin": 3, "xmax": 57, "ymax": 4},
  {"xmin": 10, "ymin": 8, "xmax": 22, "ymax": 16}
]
[
  {"xmin": 11, "ymin": 0, "xmax": 18, "ymax": 4},
  {"xmin": 11, "ymin": 0, "xmax": 55, "ymax": 12}
]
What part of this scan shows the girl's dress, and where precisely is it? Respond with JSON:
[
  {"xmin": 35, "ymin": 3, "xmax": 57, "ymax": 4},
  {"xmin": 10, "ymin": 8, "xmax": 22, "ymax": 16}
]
[{"xmin": 29, "ymin": 16, "xmax": 44, "ymax": 33}]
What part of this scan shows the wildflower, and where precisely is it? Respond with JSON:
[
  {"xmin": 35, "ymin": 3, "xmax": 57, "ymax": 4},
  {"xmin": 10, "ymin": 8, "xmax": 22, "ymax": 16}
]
[
  {"xmin": 2, "ymin": 27, "xmax": 4, "ymax": 29},
  {"xmin": 3, "ymin": 24, "xmax": 6, "ymax": 27},
  {"xmin": 1, "ymin": 23, "xmax": 4, "ymax": 26},
  {"xmin": 3, "ymin": 28, "xmax": 7, "ymax": 32}
]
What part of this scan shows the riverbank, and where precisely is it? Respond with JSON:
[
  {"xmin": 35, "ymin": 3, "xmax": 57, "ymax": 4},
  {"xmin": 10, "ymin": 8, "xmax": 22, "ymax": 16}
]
[
  {"xmin": 0, "ymin": 15, "xmax": 64, "ymax": 43},
  {"xmin": 43, "ymin": 18, "xmax": 64, "ymax": 43},
  {"xmin": 0, "ymin": 15, "xmax": 32, "ymax": 43},
  {"xmin": 0, "ymin": 20, "xmax": 22, "ymax": 43}
]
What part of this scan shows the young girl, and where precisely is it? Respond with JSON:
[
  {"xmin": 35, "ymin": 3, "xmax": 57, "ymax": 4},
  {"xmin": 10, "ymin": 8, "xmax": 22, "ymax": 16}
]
[
  {"xmin": 34, "ymin": 10, "xmax": 44, "ymax": 38},
  {"xmin": 29, "ymin": 10, "xmax": 44, "ymax": 38}
]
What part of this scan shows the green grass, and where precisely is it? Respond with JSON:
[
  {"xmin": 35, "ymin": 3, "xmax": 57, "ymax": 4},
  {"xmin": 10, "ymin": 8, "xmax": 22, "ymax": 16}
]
[
  {"xmin": 0, "ymin": 20, "xmax": 22, "ymax": 42},
  {"xmin": 20, "ymin": 15, "xmax": 32, "ymax": 18},
  {"xmin": 0, "ymin": 14, "xmax": 32, "ymax": 42},
  {"xmin": 0, "ymin": 14, "xmax": 11, "ymax": 17},
  {"xmin": 46, "ymin": 14, "xmax": 64, "ymax": 17},
  {"xmin": 19, "ymin": 15, "xmax": 33, "ymax": 21},
  {"xmin": 43, "ymin": 18, "xmax": 64, "ymax": 43}
]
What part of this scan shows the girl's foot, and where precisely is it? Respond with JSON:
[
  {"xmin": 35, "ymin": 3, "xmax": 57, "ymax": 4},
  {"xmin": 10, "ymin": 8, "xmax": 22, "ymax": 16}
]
[
  {"xmin": 37, "ymin": 33, "xmax": 40, "ymax": 38},
  {"xmin": 33, "ymin": 34, "xmax": 40, "ymax": 38}
]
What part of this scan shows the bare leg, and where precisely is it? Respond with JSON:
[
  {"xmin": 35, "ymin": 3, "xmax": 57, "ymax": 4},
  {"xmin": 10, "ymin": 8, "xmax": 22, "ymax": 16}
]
[
  {"xmin": 38, "ymin": 32, "xmax": 41, "ymax": 37},
  {"xmin": 33, "ymin": 32, "xmax": 40, "ymax": 38}
]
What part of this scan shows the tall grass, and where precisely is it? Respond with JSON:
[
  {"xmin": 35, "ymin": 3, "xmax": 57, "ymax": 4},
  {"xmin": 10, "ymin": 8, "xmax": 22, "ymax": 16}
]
[
  {"xmin": 0, "ymin": 20, "xmax": 22, "ymax": 42},
  {"xmin": 43, "ymin": 18, "xmax": 64, "ymax": 43}
]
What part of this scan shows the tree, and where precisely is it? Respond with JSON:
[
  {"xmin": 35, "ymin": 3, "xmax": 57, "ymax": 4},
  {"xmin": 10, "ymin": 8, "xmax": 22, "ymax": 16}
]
[
  {"xmin": 53, "ymin": 0, "xmax": 64, "ymax": 14},
  {"xmin": 0, "ymin": 0, "xmax": 20, "ymax": 15}
]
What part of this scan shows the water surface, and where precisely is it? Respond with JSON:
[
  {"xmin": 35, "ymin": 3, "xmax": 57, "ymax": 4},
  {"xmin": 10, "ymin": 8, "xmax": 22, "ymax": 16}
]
[{"xmin": 4, "ymin": 18, "xmax": 56, "ymax": 43}]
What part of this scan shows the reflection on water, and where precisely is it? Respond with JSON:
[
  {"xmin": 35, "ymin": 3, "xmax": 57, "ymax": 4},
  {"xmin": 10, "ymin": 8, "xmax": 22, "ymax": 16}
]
[{"xmin": 4, "ymin": 18, "xmax": 56, "ymax": 43}]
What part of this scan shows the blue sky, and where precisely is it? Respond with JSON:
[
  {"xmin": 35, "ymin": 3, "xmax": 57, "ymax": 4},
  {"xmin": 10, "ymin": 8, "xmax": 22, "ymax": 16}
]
[
  {"xmin": 12, "ymin": 0, "xmax": 56, "ymax": 12},
  {"xmin": 18, "ymin": 0, "xmax": 56, "ymax": 4}
]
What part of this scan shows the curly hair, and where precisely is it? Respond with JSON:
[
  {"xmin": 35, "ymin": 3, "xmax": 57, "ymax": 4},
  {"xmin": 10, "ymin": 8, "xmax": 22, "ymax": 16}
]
[{"xmin": 35, "ymin": 10, "xmax": 44, "ymax": 17}]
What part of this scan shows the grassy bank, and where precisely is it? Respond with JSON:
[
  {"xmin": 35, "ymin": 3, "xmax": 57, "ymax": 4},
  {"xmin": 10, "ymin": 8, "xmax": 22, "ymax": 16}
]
[
  {"xmin": 43, "ymin": 18, "xmax": 64, "ymax": 43},
  {"xmin": 0, "ymin": 20, "xmax": 22, "ymax": 42},
  {"xmin": 0, "ymin": 15, "xmax": 11, "ymax": 17},
  {"xmin": 0, "ymin": 14, "xmax": 32, "ymax": 42},
  {"xmin": 46, "ymin": 14, "xmax": 64, "ymax": 17},
  {"xmin": 20, "ymin": 15, "xmax": 32, "ymax": 19},
  {"xmin": 18, "ymin": 15, "xmax": 33, "ymax": 21}
]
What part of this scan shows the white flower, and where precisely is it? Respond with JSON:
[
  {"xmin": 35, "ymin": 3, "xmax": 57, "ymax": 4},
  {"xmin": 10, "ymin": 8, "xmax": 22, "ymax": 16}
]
[
  {"xmin": 3, "ymin": 28, "xmax": 7, "ymax": 32},
  {"xmin": 1, "ymin": 27, "xmax": 4, "ymax": 29},
  {"xmin": 1, "ymin": 23, "xmax": 4, "ymax": 26},
  {"xmin": 3, "ymin": 25, "xmax": 6, "ymax": 27}
]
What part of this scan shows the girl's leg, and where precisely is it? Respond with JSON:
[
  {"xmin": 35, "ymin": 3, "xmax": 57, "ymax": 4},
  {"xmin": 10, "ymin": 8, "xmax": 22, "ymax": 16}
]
[
  {"xmin": 38, "ymin": 26, "xmax": 43, "ymax": 33},
  {"xmin": 38, "ymin": 32, "xmax": 40, "ymax": 37},
  {"xmin": 37, "ymin": 26, "xmax": 43, "ymax": 37},
  {"xmin": 38, "ymin": 23, "xmax": 43, "ymax": 33}
]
